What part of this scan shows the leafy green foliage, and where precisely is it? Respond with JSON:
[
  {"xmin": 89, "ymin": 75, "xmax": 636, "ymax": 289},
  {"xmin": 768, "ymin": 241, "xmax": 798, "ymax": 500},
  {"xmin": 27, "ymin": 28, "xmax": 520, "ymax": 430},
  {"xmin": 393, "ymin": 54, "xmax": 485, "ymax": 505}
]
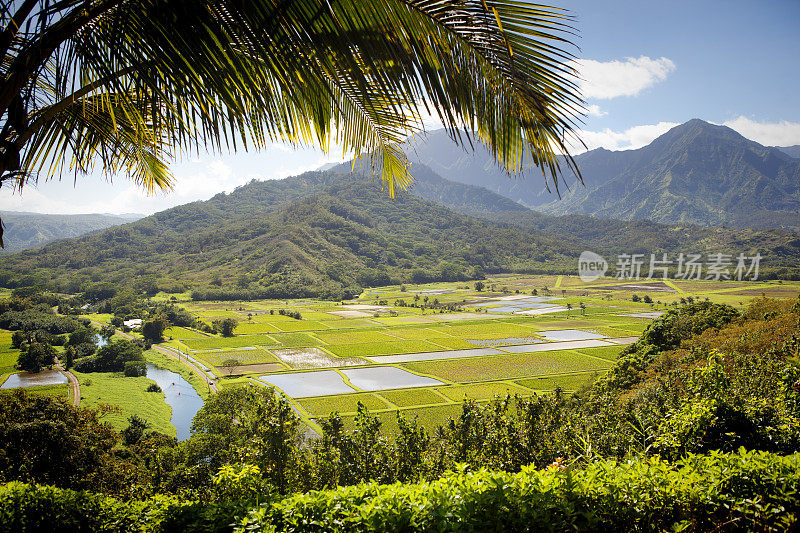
[
  {"xmin": 0, "ymin": 303, "xmax": 84, "ymax": 334},
  {"xmin": 141, "ymin": 317, "xmax": 168, "ymax": 343},
  {"xmin": 212, "ymin": 318, "xmax": 238, "ymax": 337},
  {"xmin": 2, "ymin": 450, "xmax": 799, "ymax": 532},
  {"xmin": 16, "ymin": 342, "xmax": 56, "ymax": 373},
  {"xmin": 66, "ymin": 326, "xmax": 98, "ymax": 347},
  {"xmin": 0, "ymin": 392, "xmax": 118, "ymax": 489},
  {"xmin": 73, "ymin": 340, "xmax": 143, "ymax": 373},
  {"xmin": 123, "ymin": 361, "xmax": 147, "ymax": 378},
  {"xmin": 180, "ymin": 385, "xmax": 304, "ymax": 494},
  {"xmin": 120, "ymin": 415, "xmax": 150, "ymax": 447}
]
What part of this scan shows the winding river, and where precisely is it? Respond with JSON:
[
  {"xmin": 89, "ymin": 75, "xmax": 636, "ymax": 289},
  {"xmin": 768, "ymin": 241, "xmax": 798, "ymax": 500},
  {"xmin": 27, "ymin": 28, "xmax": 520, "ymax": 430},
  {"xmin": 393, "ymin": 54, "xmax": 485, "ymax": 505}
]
[{"xmin": 145, "ymin": 364, "xmax": 204, "ymax": 441}]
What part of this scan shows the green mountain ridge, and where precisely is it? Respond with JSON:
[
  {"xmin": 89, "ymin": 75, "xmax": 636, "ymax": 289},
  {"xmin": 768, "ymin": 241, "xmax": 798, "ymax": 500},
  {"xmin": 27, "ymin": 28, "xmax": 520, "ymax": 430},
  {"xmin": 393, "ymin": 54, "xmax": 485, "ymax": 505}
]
[
  {"xmin": 0, "ymin": 212, "xmax": 143, "ymax": 253},
  {"xmin": 1, "ymin": 168, "xmax": 798, "ymax": 299}
]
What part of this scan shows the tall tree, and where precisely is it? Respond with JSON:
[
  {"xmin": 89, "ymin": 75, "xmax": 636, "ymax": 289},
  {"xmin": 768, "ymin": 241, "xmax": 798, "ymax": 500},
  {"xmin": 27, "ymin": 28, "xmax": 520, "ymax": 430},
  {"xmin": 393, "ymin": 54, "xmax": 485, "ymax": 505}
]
[{"xmin": 0, "ymin": 0, "xmax": 584, "ymax": 245}]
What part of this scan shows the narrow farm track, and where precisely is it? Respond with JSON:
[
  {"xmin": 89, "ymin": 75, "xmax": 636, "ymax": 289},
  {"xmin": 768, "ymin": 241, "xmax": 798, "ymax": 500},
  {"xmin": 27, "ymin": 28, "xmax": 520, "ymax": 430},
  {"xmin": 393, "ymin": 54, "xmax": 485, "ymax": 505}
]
[
  {"xmin": 89, "ymin": 320, "xmax": 218, "ymax": 394},
  {"xmin": 55, "ymin": 359, "xmax": 80, "ymax": 406}
]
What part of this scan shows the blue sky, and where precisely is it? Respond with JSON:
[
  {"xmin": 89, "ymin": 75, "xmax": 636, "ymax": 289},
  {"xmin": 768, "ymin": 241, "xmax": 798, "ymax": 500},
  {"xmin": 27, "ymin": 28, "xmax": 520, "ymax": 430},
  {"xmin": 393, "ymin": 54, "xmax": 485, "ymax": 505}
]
[{"xmin": 3, "ymin": 0, "xmax": 799, "ymax": 215}]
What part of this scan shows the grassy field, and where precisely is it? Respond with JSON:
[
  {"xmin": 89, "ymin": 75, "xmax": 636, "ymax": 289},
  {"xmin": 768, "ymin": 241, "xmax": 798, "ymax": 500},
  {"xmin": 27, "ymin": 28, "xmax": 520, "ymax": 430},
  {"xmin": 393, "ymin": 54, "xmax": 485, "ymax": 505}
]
[
  {"xmin": 78, "ymin": 275, "xmax": 800, "ymax": 436},
  {"xmin": 72, "ymin": 369, "xmax": 175, "ymax": 436},
  {"xmin": 0, "ymin": 331, "xmax": 19, "ymax": 376}
]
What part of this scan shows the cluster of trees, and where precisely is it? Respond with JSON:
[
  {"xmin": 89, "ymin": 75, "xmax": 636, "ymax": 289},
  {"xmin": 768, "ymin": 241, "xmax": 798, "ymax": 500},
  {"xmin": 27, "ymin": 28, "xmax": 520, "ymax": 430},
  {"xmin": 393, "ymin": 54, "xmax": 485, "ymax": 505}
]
[
  {"xmin": 1, "ymin": 294, "xmax": 154, "ymax": 376},
  {"xmin": 0, "ymin": 302, "xmax": 86, "ymax": 335},
  {"xmin": 211, "ymin": 318, "xmax": 238, "ymax": 337},
  {"xmin": 0, "ymin": 297, "xmax": 97, "ymax": 373},
  {"xmin": 275, "ymin": 309, "xmax": 301, "ymax": 320},
  {"xmin": 72, "ymin": 340, "xmax": 145, "ymax": 376},
  {"xmin": 2, "ymin": 297, "xmax": 798, "ymax": 507},
  {"xmin": 392, "ymin": 294, "xmax": 464, "ymax": 313}
]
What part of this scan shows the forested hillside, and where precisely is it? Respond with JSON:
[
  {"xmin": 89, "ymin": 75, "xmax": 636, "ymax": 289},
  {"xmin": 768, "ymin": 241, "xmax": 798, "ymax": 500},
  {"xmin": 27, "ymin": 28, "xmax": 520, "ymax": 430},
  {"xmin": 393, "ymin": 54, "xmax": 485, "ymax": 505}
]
[
  {"xmin": 0, "ymin": 212, "xmax": 141, "ymax": 253},
  {"xmin": 1, "ymin": 170, "xmax": 799, "ymax": 300}
]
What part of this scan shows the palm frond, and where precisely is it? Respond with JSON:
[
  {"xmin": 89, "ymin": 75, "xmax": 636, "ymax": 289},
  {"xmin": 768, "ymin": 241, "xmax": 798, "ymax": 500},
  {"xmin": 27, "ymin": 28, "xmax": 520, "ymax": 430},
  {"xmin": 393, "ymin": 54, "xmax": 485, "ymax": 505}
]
[{"xmin": 1, "ymin": 0, "xmax": 584, "ymax": 198}]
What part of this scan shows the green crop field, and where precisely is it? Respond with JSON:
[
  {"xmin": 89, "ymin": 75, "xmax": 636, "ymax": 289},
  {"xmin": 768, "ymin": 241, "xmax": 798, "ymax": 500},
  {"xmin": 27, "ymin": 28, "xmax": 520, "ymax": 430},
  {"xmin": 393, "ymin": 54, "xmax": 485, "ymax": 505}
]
[
  {"xmin": 274, "ymin": 320, "xmax": 331, "ymax": 332},
  {"xmin": 193, "ymin": 347, "xmax": 277, "ymax": 366},
  {"xmin": 387, "ymin": 327, "xmax": 454, "ymax": 340},
  {"xmin": 183, "ymin": 334, "xmax": 278, "ymax": 350},
  {"xmin": 0, "ymin": 331, "xmax": 18, "ymax": 375},
  {"xmin": 378, "ymin": 388, "xmax": 447, "ymax": 408},
  {"xmin": 326, "ymin": 340, "xmax": 443, "ymax": 358},
  {"xmin": 269, "ymin": 332, "xmax": 323, "ymax": 348},
  {"xmin": 426, "ymin": 337, "xmax": 475, "ymax": 350},
  {"xmin": 0, "ymin": 349, "xmax": 17, "ymax": 375},
  {"xmin": 298, "ymin": 392, "xmax": 388, "ymax": 416},
  {"xmin": 516, "ymin": 371, "xmax": 604, "ymax": 392},
  {"xmin": 321, "ymin": 402, "xmax": 468, "ymax": 434},
  {"xmin": 437, "ymin": 382, "xmax": 534, "ymax": 402},
  {"xmin": 575, "ymin": 345, "xmax": 626, "ymax": 361},
  {"xmin": 234, "ymin": 322, "xmax": 282, "ymax": 334},
  {"xmin": 314, "ymin": 330, "xmax": 398, "ymax": 345},
  {"xmin": 404, "ymin": 351, "xmax": 615, "ymax": 383},
  {"xmin": 432, "ymin": 322, "xmax": 537, "ymax": 339},
  {"xmin": 164, "ymin": 326, "xmax": 209, "ymax": 340}
]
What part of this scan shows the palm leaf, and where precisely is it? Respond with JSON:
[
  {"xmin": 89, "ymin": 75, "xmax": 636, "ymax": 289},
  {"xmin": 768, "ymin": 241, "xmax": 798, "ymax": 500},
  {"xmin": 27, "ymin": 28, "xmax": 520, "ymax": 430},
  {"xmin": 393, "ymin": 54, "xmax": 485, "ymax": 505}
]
[{"xmin": 1, "ymin": 0, "xmax": 584, "ymax": 201}]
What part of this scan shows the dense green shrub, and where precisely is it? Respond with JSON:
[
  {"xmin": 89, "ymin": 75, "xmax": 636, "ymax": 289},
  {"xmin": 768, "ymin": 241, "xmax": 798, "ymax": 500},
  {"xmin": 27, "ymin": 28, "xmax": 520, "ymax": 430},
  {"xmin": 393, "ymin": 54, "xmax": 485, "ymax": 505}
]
[
  {"xmin": 212, "ymin": 317, "xmax": 238, "ymax": 337},
  {"xmin": 1, "ymin": 450, "xmax": 798, "ymax": 532},
  {"xmin": 123, "ymin": 361, "xmax": 147, "ymax": 377},
  {"xmin": 66, "ymin": 326, "xmax": 98, "ymax": 347},
  {"xmin": 255, "ymin": 451, "xmax": 800, "ymax": 532},
  {"xmin": 142, "ymin": 317, "xmax": 168, "ymax": 343},
  {"xmin": 71, "ymin": 355, "xmax": 98, "ymax": 372}
]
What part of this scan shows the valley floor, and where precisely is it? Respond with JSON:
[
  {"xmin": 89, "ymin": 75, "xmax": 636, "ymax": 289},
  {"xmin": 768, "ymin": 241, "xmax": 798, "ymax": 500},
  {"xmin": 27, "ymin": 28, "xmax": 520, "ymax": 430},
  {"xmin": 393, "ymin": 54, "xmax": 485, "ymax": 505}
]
[{"xmin": 55, "ymin": 274, "xmax": 798, "ymax": 436}]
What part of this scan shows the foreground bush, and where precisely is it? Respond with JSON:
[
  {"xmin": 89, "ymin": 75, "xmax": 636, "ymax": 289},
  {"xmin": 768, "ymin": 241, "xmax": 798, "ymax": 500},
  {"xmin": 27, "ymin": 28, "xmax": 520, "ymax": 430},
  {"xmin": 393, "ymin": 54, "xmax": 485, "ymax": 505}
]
[{"xmin": 1, "ymin": 450, "xmax": 797, "ymax": 532}]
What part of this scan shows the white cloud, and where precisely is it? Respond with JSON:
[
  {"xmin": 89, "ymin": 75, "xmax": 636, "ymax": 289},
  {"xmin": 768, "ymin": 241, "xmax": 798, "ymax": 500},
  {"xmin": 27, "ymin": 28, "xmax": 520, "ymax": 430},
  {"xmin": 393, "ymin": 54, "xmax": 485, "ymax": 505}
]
[
  {"xmin": 576, "ymin": 56, "xmax": 676, "ymax": 100},
  {"xmin": 585, "ymin": 104, "xmax": 607, "ymax": 117},
  {"xmin": 568, "ymin": 121, "xmax": 680, "ymax": 153},
  {"xmin": 721, "ymin": 116, "xmax": 800, "ymax": 147},
  {"xmin": 0, "ymin": 148, "xmax": 348, "ymax": 215}
]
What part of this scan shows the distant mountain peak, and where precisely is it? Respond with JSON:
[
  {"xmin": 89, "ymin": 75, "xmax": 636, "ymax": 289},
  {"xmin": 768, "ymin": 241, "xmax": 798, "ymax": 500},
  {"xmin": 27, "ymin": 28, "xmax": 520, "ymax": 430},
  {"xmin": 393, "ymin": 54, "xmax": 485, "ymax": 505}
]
[{"xmin": 402, "ymin": 119, "xmax": 800, "ymax": 231}]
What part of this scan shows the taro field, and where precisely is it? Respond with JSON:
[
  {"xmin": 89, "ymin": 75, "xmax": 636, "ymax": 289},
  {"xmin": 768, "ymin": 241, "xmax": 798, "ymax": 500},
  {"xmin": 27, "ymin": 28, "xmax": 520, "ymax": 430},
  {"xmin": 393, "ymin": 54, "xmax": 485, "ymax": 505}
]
[{"xmin": 141, "ymin": 275, "xmax": 800, "ymax": 435}]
